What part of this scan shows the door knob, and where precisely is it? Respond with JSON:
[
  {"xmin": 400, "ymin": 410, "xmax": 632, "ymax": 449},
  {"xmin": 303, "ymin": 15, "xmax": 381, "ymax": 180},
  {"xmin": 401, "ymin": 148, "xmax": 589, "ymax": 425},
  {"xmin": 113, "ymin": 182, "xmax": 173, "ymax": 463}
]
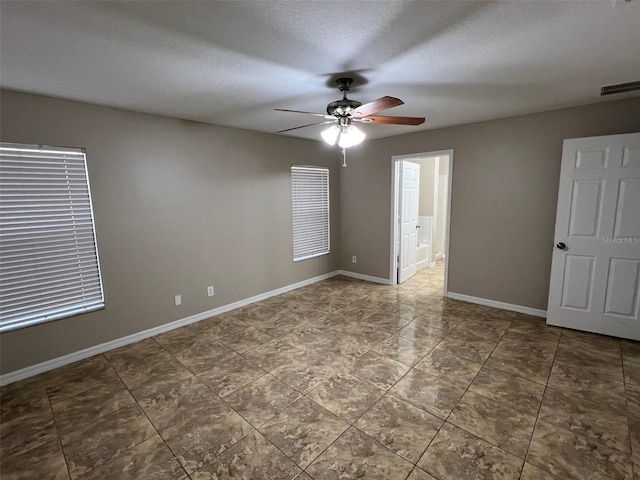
[
  {"xmin": 416, "ymin": 225, "xmax": 421, "ymax": 229},
  {"xmin": 556, "ymin": 242, "xmax": 566, "ymax": 250}
]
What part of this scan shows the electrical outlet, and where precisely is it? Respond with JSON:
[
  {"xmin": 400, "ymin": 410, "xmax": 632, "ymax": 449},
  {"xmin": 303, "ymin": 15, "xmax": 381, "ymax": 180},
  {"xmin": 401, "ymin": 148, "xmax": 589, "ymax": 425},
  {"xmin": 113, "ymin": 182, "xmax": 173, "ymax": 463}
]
[
  {"xmin": 207, "ymin": 285, "xmax": 214, "ymax": 297},
  {"xmin": 352, "ymin": 256, "xmax": 357, "ymax": 263},
  {"xmin": 174, "ymin": 294, "xmax": 182, "ymax": 306}
]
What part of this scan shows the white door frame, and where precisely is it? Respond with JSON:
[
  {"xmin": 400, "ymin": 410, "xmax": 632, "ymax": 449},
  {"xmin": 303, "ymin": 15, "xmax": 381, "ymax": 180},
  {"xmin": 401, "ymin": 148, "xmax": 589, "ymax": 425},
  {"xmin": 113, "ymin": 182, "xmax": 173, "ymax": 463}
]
[{"xmin": 390, "ymin": 149, "xmax": 454, "ymax": 290}]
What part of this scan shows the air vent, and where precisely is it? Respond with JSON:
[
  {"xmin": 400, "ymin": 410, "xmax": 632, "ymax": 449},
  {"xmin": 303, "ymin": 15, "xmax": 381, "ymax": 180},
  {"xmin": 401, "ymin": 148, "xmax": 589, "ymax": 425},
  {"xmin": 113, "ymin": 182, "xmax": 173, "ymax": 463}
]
[{"xmin": 600, "ymin": 81, "xmax": 640, "ymax": 96}]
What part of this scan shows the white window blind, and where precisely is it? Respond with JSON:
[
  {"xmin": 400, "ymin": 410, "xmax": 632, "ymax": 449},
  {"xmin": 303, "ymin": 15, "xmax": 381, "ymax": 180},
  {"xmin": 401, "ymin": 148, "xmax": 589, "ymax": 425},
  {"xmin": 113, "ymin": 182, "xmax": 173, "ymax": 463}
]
[
  {"xmin": 0, "ymin": 143, "xmax": 104, "ymax": 333},
  {"xmin": 291, "ymin": 166, "xmax": 330, "ymax": 262}
]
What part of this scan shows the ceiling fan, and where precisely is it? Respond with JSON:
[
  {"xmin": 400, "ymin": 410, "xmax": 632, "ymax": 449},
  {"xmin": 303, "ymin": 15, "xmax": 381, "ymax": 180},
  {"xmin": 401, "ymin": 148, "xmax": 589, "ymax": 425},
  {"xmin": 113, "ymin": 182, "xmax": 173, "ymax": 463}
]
[{"xmin": 275, "ymin": 77, "xmax": 425, "ymax": 151}]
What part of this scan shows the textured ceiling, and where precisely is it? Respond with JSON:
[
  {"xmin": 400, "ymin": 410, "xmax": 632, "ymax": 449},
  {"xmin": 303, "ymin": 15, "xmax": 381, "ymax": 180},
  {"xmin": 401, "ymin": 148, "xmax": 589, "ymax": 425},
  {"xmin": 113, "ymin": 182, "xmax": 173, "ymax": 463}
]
[{"xmin": 1, "ymin": 1, "xmax": 639, "ymax": 141}]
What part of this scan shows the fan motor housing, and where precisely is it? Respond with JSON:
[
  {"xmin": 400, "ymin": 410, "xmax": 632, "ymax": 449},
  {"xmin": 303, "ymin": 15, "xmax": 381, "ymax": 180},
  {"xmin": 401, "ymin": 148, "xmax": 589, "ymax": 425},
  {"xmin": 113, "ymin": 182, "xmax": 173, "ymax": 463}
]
[{"xmin": 327, "ymin": 98, "xmax": 362, "ymax": 116}]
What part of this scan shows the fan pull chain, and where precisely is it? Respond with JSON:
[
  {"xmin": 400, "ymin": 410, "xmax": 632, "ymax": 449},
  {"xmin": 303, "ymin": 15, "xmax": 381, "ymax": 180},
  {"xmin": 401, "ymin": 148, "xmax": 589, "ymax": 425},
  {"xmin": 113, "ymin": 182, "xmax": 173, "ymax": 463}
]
[{"xmin": 342, "ymin": 148, "xmax": 347, "ymax": 167}]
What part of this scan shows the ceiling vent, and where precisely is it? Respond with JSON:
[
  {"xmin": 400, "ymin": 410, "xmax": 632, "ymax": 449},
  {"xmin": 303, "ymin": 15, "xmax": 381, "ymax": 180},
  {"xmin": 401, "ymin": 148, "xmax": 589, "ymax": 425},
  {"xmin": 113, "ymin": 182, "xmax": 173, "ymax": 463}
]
[{"xmin": 600, "ymin": 81, "xmax": 640, "ymax": 96}]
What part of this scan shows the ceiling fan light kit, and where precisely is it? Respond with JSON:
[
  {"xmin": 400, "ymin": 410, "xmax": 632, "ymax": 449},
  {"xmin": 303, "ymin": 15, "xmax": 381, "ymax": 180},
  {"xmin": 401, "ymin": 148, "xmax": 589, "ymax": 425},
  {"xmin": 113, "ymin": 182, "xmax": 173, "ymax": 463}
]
[
  {"xmin": 275, "ymin": 77, "xmax": 426, "ymax": 166},
  {"xmin": 320, "ymin": 117, "xmax": 366, "ymax": 148}
]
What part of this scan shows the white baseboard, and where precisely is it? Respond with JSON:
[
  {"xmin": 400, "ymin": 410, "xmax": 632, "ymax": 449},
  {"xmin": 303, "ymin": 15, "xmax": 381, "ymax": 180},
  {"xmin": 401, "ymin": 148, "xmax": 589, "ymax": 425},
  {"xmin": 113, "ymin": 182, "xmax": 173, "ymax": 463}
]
[
  {"xmin": 337, "ymin": 270, "xmax": 392, "ymax": 285},
  {"xmin": 0, "ymin": 271, "xmax": 340, "ymax": 386},
  {"xmin": 446, "ymin": 292, "xmax": 547, "ymax": 318}
]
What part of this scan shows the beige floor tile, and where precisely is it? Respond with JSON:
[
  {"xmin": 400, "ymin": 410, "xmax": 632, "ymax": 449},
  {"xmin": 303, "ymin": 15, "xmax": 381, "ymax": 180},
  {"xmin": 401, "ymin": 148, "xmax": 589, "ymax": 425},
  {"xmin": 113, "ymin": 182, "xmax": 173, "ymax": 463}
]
[
  {"xmin": 280, "ymin": 324, "xmax": 334, "ymax": 351},
  {"xmin": 538, "ymin": 386, "xmax": 630, "ymax": 453},
  {"xmin": 468, "ymin": 366, "xmax": 545, "ymax": 415},
  {"xmin": 520, "ymin": 462, "xmax": 561, "ymax": 479},
  {"xmin": 196, "ymin": 355, "xmax": 266, "ymax": 397},
  {"xmin": 138, "ymin": 376, "xmax": 222, "ymax": 433},
  {"xmin": 418, "ymin": 422, "xmax": 523, "ymax": 480},
  {"xmin": 377, "ymin": 301, "xmax": 430, "ymax": 321},
  {"xmin": 161, "ymin": 402, "xmax": 253, "ymax": 474},
  {"xmin": 473, "ymin": 305, "xmax": 518, "ymax": 320},
  {"xmin": 259, "ymin": 397, "xmax": 349, "ymax": 469},
  {"xmin": 348, "ymin": 350, "xmax": 411, "ymax": 390},
  {"xmin": 0, "ymin": 377, "xmax": 51, "ymax": 424},
  {"xmin": 80, "ymin": 435, "xmax": 187, "ymax": 480},
  {"xmin": 507, "ymin": 317, "xmax": 561, "ymax": 344},
  {"xmin": 371, "ymin": 334, "xmax": 433, "ymax": 366},
  {"xmin": 191, "ymin": 314, "xmax": 249, "ymax": 338},
  {"xmin": 403, "ymin": 311, "xmax": 461, "ymax": 334},
  {"xmin": 224, "ymin": 374, "xmax": 302, "ymax": 427},
  {"xmin": 218, "ymin": 326, "xmax": 274, "ymax": 353},
  {"xmin": 527, "ymin": 420, "xmax": 632, "ymax": 480},
  {"xmin": 104, "ymin": 339, "xmax": 193, "ymax": 400},
  {"xmin": 43, "ymin": 355, "xmax": 121, "ymax": 405},
  {"xmin": 448, "ymin": 390, "xmax": 536, "ymax": 458},
  {"xmin": 622, "ymin": 341, "xmax": 640, "ymax": 365},
  {"xmin": 51, "ymin": 377, "xmax": 135, "ymax": 435},
  {"xmin": 433, "ymin": 334, "xmax": 497, "ymax": 364},
  {"xmin": 306, "ymin": 427, "xmax": 414, "ymax": 480},
  {"xmin": 485, "ymin": 333, "xmax": 556, "ymax": 384},
  {"xmin": 270, "ymin": 362, "xmax": 335, "ymax": 394},
  {"xmin": 624, "ymin": 402, "xmax": 640, "ymax": 465},
  {"xmin": 171, "ymin": 337, "xmax": 238, "ymax": 374},
  {"xmin": 355, "ymin": 394, "xmax": 443, "ymax": 463},
  {"xmin": 406, "ymin": 467, "xmax": 437, "ymax": 480},
  {"xmin": 626, "ymin": 364, "xmax": 640, "ymax": 409},
  {"xmin": 307, "ymin": 372, "xmax": 385, "ymax": 424},
  {"xmin": 395, "ymin": 320, "xmax": 447, "ymax": 346},
  {"xmin": 358, "ymin": 311, "xmax": 414, "ymax": 332},
  {"xmin": 450, "ymin": 317, "xmax": 512, "ymax": 342},
  {"xmin": 191, "ymin": 430, "xmax": 301, "ymax": 479},
  {"xmin": 0, "ymin": 409, "xmax": 57, "ymax": 460},
  {"xmin": 153, "ymin": 324, "xmax": 214, "ymax": 353},
  {"xmin": 547, "ymin": 360, "xmax": 624, "ymax": 393},
  {"xmin": 559, "ymin": 329, "xmax": 621, "ymax": 355},
  {"xmin": 241, "ymin": 338, "xmax": 304, "ymax": 372},
  {"xmin": 426, "ymin": 300, "xmax": 476, "ymax": 317},
  {"xmin": 338, "ymin": 322, "xmax": 395, "ymax": 349},
  {"xmin": 5, "ymin": 266, "xmax": 635, "ymax": 480},
  {"xmin": 0, "ymin": 438, "xmax": 69, "ymax": 480},
  {"xmin": 61, "ymin": 404, "xmax": 157, "ymax": 479},
  {"xmin": 415, "ymin": 349, "xmax": 482, "ymax": 388},
  {"xmin": 389, "ymin": 368, "xmax": 465, "ymax": 419}
]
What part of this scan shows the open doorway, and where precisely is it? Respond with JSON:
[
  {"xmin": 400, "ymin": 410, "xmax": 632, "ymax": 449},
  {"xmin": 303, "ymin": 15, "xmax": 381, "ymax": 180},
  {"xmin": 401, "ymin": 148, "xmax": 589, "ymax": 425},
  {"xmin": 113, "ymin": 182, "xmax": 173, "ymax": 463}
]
[{"xmin": 390, "ymin": 150, "xmax": 453, "ymax": 294}]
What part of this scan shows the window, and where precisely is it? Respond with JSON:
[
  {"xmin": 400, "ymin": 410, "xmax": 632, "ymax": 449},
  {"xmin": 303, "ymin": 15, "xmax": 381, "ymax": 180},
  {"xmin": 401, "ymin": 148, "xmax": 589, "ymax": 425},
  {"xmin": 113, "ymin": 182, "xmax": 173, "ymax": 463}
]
[
  {"xmin": 0, "ymin": 143, "xmax": 104, "ymax": 333},
  {"xmin": 291, "ymin": 166, "xmax": 330, "ymax": 261}
]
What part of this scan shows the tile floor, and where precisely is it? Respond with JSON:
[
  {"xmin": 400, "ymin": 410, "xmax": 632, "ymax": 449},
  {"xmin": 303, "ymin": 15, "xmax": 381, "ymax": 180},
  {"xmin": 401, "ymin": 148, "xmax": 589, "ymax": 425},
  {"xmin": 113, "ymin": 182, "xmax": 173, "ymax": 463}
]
[{"xmin": 1, "ymin": 263, "xmax": 639, "ymax": 479}]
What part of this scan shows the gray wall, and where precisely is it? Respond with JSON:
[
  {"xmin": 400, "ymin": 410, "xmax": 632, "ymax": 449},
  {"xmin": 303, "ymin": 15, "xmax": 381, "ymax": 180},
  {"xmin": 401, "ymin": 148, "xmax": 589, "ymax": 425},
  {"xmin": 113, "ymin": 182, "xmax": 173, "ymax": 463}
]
[
  {"xmin": 0, "ymin": 90, "xmax": 339, "ymax": 374},
  {"xmin": 339, "ymin": 98, "xmax": 640, "ymax": 310},
  {"xmin": 2, "ymin": 91, "xmax": 639, "ymax": 375}
]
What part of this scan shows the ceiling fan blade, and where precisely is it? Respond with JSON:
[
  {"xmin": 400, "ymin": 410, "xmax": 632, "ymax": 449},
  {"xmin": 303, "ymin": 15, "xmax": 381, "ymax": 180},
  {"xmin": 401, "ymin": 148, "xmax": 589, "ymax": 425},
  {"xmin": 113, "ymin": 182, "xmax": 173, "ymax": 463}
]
[
  {"xmin": 276, "ymin": 120, "xmax": 334, "ymax": 133},
  {"xmin": 362, "ymin": 115, "xmax": 426, "ymax": 126},
  {"xmin": 274, "ymin": 108, "xmax": 331, "ymax": 118},
  {"xmin": 350, "ymin": 96, "xmax": 404, "ymax": 117}
]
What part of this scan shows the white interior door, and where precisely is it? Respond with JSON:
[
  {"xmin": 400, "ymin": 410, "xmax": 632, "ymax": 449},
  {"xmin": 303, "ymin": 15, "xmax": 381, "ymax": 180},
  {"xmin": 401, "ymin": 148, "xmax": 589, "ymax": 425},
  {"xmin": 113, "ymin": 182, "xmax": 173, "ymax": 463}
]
[
  {"xmin": 547, "ymin": 132, "xmax": 640, "ymax": 340},
  {"xmin": 399, "ymin": 161, "xmax": 420, "ymax": 283}
]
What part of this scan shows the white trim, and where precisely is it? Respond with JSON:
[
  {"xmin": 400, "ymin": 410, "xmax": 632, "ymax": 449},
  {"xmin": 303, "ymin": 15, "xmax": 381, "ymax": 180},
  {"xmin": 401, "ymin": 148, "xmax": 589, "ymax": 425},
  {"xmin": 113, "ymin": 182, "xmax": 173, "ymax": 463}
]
[
  {"xmin": 390, "ymin": 159, "xmax": 400, "ymax": 284},
  {"xmin": 0, "ymin": 271, "xmax": 340, "ymax": 386},
  {"xmin": 446, "ymin": 291, "xmax": 547, "ymax": 318},
  {"xmin": 336, "ymin": 270, "xmax": 392, "ymax": 285},
  {"xmin": 390, "ymin": 149, "xmax": 454, "ymax": 293}
]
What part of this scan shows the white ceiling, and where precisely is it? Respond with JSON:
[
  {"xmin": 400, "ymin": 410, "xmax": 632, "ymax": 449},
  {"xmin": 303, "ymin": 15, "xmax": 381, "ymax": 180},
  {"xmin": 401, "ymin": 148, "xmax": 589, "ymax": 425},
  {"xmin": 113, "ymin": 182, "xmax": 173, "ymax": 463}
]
[{"xmin": 1, "ymin": 1, "xmax": 639, "ymax": 141}]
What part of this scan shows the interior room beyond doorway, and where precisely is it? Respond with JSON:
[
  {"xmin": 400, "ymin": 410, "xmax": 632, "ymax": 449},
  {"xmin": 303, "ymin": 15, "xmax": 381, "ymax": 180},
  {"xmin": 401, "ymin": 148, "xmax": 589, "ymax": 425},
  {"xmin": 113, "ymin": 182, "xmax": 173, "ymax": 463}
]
[{"xmin": 391, "ymin": 151, "xmax": 452, "ymax": 291}]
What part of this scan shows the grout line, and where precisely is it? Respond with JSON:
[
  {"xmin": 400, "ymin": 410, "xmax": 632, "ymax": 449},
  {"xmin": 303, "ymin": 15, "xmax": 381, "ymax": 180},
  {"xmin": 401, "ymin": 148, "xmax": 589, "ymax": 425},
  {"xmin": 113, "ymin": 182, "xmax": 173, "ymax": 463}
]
[
  {"xmin": 6, "ymin": 269, "xmax": 583, "ymax": 480},
  {"xmin": 518, "ymin": 328, "xmax": 561, "ymax": 479}
]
